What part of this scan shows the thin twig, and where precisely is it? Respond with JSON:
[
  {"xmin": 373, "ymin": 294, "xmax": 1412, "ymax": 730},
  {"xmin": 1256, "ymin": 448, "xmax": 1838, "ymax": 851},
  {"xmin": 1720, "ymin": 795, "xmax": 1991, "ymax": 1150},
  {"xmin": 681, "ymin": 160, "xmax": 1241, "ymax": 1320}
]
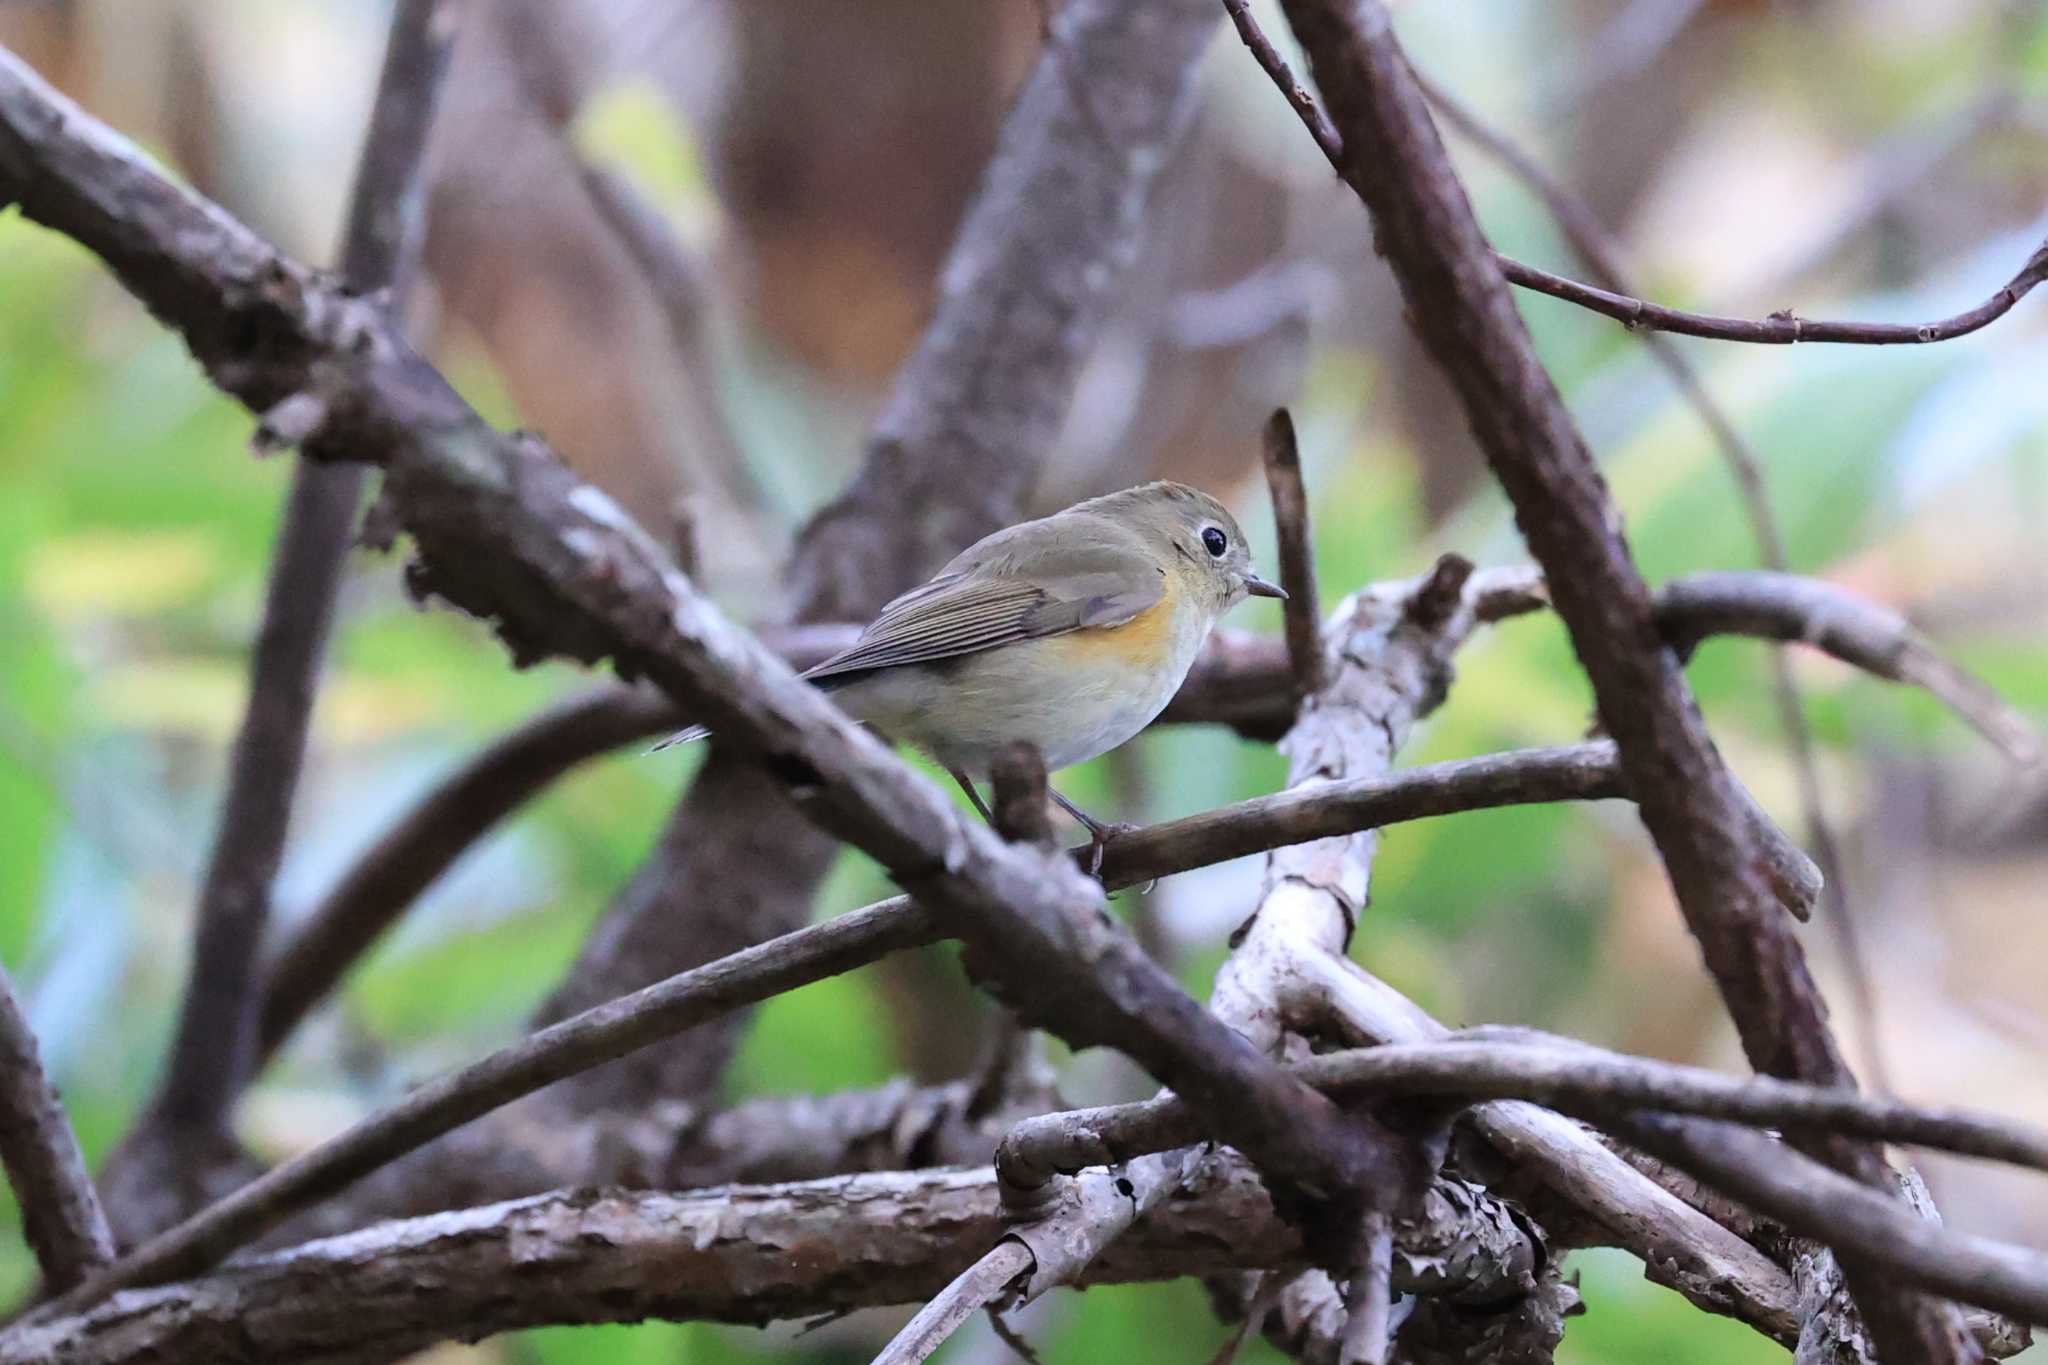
[
  {"xmin": 996, "ymin": 1036, "xmax": 2048, "ymax": 1177},
  {"xmin": 870, "ymin": 1241, "xmax": 1035, "ymax": 1365},
  {"xmin": 1259, "ymin": 409, "xmax": 1325, "ymax": 696},
  {"xmin": 0, "ymin": 963, "xmax": 113, "ymax": 1289},
  {"xmin": 1227, "ymin": 4, "xmax": 2048, "ymax": 348},
  {"xmin": 1497, "ymin": 239, "xmax": 2048, "ymax": 346},
  {"xmin": 152, "ymin": 0, "xmax": 464, "ymax": 1137}
]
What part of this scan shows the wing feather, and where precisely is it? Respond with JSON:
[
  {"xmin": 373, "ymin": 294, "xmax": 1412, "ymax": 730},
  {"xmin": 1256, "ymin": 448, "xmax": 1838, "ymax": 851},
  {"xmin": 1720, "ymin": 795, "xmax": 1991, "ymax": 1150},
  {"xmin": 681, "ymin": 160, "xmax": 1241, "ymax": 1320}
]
[{"xmin": 803, "ymin": 554, "xmax": 1164, "ymax": 683}]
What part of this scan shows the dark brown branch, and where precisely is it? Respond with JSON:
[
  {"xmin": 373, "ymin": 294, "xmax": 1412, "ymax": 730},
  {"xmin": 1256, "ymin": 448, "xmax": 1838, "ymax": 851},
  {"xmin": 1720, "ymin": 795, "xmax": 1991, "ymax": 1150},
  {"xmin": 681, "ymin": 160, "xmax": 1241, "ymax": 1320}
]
[
  {"xmin": 252, "ymin": 624, "xmax": 858, "ymax": 1066},
  {"xmin": 997, "ymin": 1037, "xmax": 2048, "ymax": 1179},
  {"xmin": 1495, "ymin": 246, "xmax": 2048, "ymax": 346},
  {"xmin": 1267, "ymin": 4, "xmax": 1976, "ymax": 1359},
  {"xmin": 1425, "ymin": 59, "xmax": 1897, "ymax": 1071},
  {"xmin": 1660, "ymin": 572, "xmax": 2041, "ymax": 764},
  {"xmin": 1258, "ymin": 409, "xmax": 1326, "ymax": 696},
  {"xmin": 32, "ymin": 903, "xmax": 943, "ymax": 1319},
  {"xmin": 0, "ymin": 1148, "xmax": 1552, "ymax": 1365},
  {"xmin": 1227, "ymin": 3, "xmax": 2048, "ymax": 350},
  {"xmin": 0, "ymin": 1160, "xmax": 1302, "ymax": 1365},
  {"xmin": 148, "ymin": 0, "xmax": 463, "ymax": 1143},
  {"xmin": 0, "ymin": 964, "xmax": 112, "ymax": 1290},
  {"xmin": 1620, "ymin": 1117, "xmax": 2048, "ymax": 1325}
]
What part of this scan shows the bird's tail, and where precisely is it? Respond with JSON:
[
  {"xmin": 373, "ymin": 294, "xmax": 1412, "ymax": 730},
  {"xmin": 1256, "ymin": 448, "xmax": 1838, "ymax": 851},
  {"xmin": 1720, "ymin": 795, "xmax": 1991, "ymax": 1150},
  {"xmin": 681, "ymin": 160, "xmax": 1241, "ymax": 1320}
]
[
  {"xmin": 648, "ymin": 665, "xmax": 849, "ymax": 753},
  {"xmin": 648, "ymin": 724, "xmax": 710, "ymax": 752}
]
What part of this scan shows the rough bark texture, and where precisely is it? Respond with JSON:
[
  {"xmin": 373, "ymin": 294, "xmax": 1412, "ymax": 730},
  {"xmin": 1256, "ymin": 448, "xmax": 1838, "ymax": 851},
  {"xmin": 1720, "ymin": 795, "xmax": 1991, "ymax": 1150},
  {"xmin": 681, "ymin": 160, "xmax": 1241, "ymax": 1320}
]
[
  {"xmin": 0, "ymin": 965, "xmax": 113, "ymax": 1290},
  {"xmin": 1274, "ymin": 1, "xmax": 1978, "ymax": 1359}
]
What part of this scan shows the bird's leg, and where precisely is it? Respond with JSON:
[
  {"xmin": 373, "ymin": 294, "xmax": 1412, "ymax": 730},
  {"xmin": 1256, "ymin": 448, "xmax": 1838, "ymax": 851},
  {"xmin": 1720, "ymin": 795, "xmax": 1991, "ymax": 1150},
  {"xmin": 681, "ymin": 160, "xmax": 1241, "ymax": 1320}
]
[
  {"xmin": 1049, "ymin": 788, "xmax": 1135, "ymax": 879},
  {"xmin": 946, "ymin": 767, "xmax": 996, "ymax": 824}
]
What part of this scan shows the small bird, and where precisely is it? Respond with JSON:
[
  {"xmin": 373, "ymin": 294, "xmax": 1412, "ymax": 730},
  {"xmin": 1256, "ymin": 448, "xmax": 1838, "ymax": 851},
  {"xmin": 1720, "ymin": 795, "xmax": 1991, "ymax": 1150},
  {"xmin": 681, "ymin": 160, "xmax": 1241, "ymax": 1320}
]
[{"xmin": 665, "ymin": 481, "xmax": 1285, "ymax": 864}]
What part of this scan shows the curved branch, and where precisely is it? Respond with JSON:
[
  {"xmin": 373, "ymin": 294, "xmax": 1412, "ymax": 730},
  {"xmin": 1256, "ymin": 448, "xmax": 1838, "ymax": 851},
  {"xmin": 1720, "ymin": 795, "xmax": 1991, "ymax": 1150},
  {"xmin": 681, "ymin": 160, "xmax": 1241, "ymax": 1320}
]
[
  {"xmin": 1660, "ymin": 572, "xmax": 2040, "ymax": 764},
  {"xmin": 997, "ymin": 1037, "xmax": 2048, "ymax": 1178},
  {"xmin": 32, "ymin": 903, "xmax": 943, "ymax": 1320},
  {"xmin": 254, "ymin": 623, "xmax": 859, "ymax": 1064},
  {"xmin": 1495, "ymin": 246, "xmax": 2048, "ymax": 346},
  {"xmin": 1226, "ymin": 0, "xmax": 2048, "ymax": 348},
  {"xmin": 0, "ymin": 965, "xmax": 112, "ymax": 1290},
  {"xmin": 872, "ymin": 1242, "xmax": 1035, "ymax": 1365}
]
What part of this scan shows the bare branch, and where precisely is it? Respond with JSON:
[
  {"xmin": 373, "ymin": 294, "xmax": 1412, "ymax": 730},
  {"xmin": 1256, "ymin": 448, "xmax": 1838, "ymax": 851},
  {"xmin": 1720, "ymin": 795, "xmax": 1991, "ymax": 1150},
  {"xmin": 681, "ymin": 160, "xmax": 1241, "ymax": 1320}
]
[
  {"xmin": 997, "ymin": 1037, "xmax": 2048, "ymax": 1178},
  {"xmin": 253, "ymin": 622, "xmax": 859, "ymax": 1065},
  {"xmin": 1268, "ymin": 3, "xmax": 1976, "ymax": 1357},
  {"xmin": 1225, "ymin": 4, "xmax": 2048, "ymax": 349},
  {"xmin": 146, "ymin": 0, "xmax": 464, "ymax": 1149},
  {"xmin": 0, "ymin": 1158, "xmax": 1308, "ymax": 1365},
  {"xmin": 1620, "ymin": 1116, "xmax": 2048, "ymax": 1326},
  {"xmin": 1259, "ymin": 409, "xmax": 1325, "ymax": 696},
  {"xmin": 0, "ymin": 964, "xmax": 112, "ymax": 1290},
  {"xmin": 872, "ymin": 1242, "xmax": 1035, "ymax": 1365},
  {"xmin": 33, "ymin": 903, "xmax": 943, "ymax": 1319},
  {"xmin": 1338, "ymin": 1213, "xmax": 1395, "ymax": 1365},
  {"xmin": 1310, "ymin": 962, "xmax": 1796, "ymax": 1341},
  {"xmin": 1660, "ymin": 572, "xmax": 2041, "ymax": 765},
  {"xmin": 1494, "ymin": 245, "xmax": 2048, "ymax": 347}
]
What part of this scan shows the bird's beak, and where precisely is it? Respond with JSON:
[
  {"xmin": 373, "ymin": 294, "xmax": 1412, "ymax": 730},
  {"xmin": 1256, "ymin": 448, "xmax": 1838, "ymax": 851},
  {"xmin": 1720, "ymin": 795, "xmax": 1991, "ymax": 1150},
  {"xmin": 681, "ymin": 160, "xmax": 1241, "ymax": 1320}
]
[{"xmin": 1242, "ymin": 572, "xmax": 1288, "ymax": 600}]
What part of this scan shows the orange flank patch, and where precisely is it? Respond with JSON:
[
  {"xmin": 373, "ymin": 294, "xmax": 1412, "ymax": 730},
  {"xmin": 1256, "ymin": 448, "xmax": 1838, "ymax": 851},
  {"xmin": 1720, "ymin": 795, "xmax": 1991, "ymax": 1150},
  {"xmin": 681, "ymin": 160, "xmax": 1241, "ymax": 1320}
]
[{"xmin": 1048, "ymin": 590, "xmax": 1177, "ymax": 667}]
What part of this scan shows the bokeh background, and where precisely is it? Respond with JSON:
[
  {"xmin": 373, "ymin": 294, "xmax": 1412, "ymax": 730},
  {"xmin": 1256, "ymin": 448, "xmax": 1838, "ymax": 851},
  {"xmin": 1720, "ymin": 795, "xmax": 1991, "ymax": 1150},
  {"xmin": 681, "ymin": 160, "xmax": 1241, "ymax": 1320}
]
[{"xmin": 4, "ymin": 0, "xmax": 2048, "ymax": 1360}]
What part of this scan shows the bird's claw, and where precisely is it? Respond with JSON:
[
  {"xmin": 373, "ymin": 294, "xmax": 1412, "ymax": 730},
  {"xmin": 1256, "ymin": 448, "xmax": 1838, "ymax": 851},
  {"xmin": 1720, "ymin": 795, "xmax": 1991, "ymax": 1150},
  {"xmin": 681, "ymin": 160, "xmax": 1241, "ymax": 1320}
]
[{"xmin": 1082, "ymin": 820, "xmax": 1137, "ymax": 880}]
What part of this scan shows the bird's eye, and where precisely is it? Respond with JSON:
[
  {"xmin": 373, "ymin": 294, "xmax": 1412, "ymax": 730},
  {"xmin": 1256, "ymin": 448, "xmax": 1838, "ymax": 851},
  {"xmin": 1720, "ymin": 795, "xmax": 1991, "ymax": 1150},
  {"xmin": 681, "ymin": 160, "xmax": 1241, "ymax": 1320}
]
[{"xmin": 1201, "ymin": 526, "xmax": 1228, "ymax": 558}]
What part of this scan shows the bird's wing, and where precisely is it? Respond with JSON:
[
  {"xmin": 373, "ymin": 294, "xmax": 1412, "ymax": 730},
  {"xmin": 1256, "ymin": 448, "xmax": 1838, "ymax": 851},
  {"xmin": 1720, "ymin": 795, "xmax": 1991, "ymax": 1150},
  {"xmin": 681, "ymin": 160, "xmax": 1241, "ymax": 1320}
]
[{"xmin": 802, "ymin": 555, "xmax": 1164, "ymax": 683}]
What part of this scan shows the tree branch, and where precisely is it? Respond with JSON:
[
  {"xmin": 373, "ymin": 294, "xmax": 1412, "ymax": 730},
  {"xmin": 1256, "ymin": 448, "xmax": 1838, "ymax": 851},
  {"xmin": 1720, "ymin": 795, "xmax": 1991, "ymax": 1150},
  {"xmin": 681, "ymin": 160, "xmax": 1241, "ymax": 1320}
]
[
  {"xmin": 1259, "ymin": 409, "xmax": 1326, "ymax": 696},
  {"xmin": 32, "ymin": 903, "xmax": 943, "ymax": 1320},
  {"xmin": 252, "ymin": 623, "xmax": 857, "ymax": 1066},
  {"xmin": 1618, "ymin": 1116, "xmax": 2048, "ymax": 1326},
  {"xmin": 0, "ymin": 1145, "xmax": 1572, "ymax": 1365},
  {"xmin": 1269, "ymin": 2, "xmax": 1979, "ymax": 1357},
  {"xmin": 0, "ymin": 1159, "xmax": 1307, "ymax": 1365},
  {"xmin": 1660, "ymin": 572, "xmax": 2041, "ymax": 764},
  {"xmin": 1225, "ymin": 0, "xmax": 2048, "ymax": 349},
  {"xmin": 997, "ymin": 1036, "xmax": 2048, "ymax": 1178},
  {"xmin": 1493, "ymin": 246, "xmax": 2048, "ymax": 346},
  {"xmin": 0, "ymin": 964, "xmax": 112, "ymax": 1291},
  {"xmin": 142, "ymin": 0, "xmax": 463, "ymax": 1159}
]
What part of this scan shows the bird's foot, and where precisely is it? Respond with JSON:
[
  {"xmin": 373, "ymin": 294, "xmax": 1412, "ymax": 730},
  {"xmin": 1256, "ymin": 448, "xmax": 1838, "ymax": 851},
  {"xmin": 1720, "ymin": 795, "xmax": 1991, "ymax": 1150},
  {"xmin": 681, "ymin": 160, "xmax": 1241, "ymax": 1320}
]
[{"xmin": 1049, "ymin": 789, "xmax": 1133, "ymax": 879}]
